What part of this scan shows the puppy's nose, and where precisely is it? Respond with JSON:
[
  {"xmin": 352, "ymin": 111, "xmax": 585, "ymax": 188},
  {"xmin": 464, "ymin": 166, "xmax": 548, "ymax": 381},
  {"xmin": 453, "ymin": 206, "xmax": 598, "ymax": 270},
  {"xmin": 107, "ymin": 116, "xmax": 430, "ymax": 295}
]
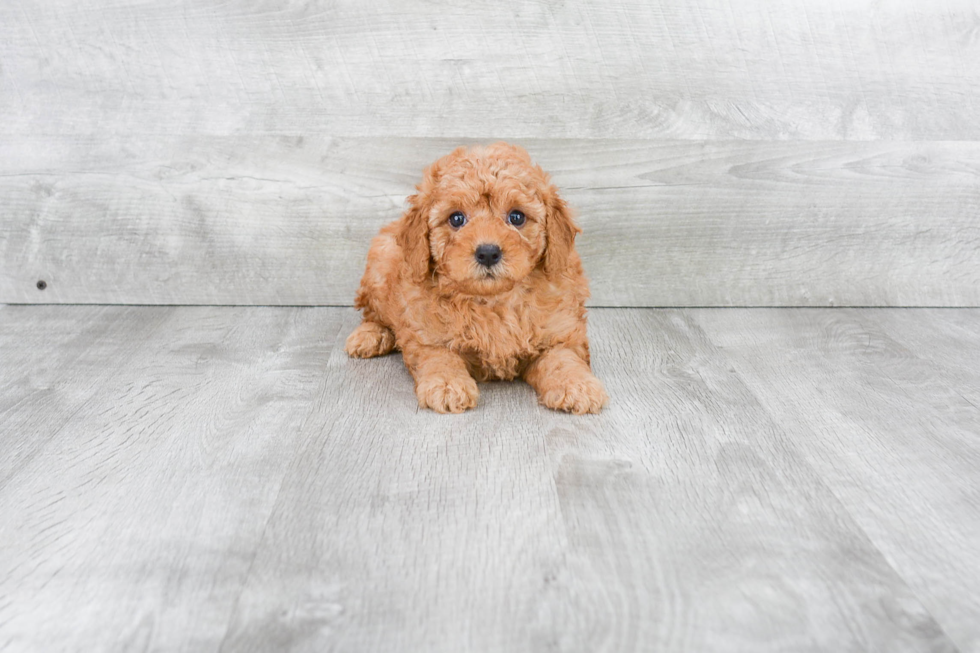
[{"xmin": 474, "ymin": 244, "xmax": 502, "ymax": 268}]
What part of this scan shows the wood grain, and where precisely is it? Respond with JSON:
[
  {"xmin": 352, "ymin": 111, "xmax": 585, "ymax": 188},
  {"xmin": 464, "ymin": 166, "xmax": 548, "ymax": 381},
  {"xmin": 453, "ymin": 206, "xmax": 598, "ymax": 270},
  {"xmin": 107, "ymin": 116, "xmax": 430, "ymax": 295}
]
[
  {"xmin": 218, "ymin": 312, "xmax": 565, "ymax": 652},
  {"xmin": 694, "ymin": 307, "xmax": 980, "ymax": 652},
  {"xmin": 0, "ymin": 305, "xmax": 174, "ymax": 489},
  {"xmin": 3, "ymin": 136, "xmax": 978, "ymax": 307},
  {"xmin": 1, "ymin": 0, "xmax": 978, "ymax": 140},
  {"xmin": 2, "ymin": 306, "xmax": 970, "ymax": 651},
  {"xmin": 0, "ymin": 306, "xmax": 347, "ymax": 651},
  {"xmin": 561, "ymin": 309, "xmax": 954, "ymax": 652}
]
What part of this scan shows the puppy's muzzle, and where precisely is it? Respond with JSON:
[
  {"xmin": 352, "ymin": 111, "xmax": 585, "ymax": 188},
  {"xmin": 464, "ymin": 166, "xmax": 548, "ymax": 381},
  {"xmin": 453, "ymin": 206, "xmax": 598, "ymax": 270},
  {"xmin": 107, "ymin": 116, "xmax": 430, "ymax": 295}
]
[{"xmin": 474, "ymin": 243, "xmax": 502, "ymax": 268}]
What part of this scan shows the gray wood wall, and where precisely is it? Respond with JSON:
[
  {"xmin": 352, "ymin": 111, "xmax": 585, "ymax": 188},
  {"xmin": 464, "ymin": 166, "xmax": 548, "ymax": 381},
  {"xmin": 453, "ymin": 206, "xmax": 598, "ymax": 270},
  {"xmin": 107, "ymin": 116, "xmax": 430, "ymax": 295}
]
[{"xmin": 2, "ymin": 0, "xmax": 978, "ymax": 306}]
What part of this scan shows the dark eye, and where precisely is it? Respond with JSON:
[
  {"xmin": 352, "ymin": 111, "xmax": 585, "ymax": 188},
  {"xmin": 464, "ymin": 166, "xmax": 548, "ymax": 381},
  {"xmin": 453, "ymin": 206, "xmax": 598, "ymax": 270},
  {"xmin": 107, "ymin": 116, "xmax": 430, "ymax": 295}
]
[
  {"xmin": 448, "ymin": 211, "xmax": 467, "ymax": 228},
  {"xmin": 508, "ymin": 210, "xmax": 526, "ymax": 227}
]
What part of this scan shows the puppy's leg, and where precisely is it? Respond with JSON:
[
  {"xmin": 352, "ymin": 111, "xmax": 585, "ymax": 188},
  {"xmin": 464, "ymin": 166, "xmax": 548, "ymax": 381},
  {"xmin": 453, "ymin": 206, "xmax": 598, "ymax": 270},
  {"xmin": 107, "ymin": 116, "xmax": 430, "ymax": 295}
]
[
  {"xmin": 346, "ymin": 320, "xmax": 396, "ymax": 358},
  {"xmin": 524, "ymin": 347, "xmax": 608, "ymax": 414},
  {"xmin": 402, "ymin": 343, "xmax": 479, "ymax": 413}
]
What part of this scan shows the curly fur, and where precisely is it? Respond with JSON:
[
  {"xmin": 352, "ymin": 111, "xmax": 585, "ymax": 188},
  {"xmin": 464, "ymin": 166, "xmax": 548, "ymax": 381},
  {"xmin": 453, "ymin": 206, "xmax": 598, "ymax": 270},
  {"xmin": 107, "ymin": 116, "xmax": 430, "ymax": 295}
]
[{"xmin": 346, "ymin": 142, "xmax": 608, "ymax": 414}]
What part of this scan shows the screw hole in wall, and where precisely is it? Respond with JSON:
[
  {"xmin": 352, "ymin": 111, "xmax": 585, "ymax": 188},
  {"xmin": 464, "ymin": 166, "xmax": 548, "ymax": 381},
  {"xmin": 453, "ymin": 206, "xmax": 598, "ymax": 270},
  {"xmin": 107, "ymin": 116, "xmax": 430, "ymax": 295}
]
[{"xmin": 36, "ymin": 280, "xmax": 47, "ymax": 291}]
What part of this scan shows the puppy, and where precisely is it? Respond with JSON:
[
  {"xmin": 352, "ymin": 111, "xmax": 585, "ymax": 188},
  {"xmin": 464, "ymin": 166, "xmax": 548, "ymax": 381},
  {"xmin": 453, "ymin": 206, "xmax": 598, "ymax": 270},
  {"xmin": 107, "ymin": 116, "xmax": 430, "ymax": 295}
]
[{"xmin": 346, "ymin": 142, "xmax": 608, "ymax": 415}]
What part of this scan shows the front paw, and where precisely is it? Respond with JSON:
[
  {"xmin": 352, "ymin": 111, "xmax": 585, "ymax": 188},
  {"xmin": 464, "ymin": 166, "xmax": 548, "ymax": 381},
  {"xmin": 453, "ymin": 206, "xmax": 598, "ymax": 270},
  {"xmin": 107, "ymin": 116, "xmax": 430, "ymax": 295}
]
[
  {"xmin": 416, "ymin": 373, "xmax": 479, "ymax": 414},
  {"xmin": 538, "ymin": 372, "xmax": 609, "ymax": 415},
  {"xmin": 346, "ymin": 322, "xmax": 396, "ymax": 359}
]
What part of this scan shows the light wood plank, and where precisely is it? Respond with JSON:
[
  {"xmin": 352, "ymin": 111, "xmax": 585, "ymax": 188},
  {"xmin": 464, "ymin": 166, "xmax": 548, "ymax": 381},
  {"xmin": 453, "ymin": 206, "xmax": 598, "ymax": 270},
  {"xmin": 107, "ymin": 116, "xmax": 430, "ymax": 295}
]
[
  {"xmin": 218, "ymin": 311, "xmax": 565, "ymax": 652},
  {"xmin": 866, "ymin": 309, "xmax": 980, "ymax": 410},
  {"xmin": 0, "ymin": 306, "xmax": 347, "ymax": 651},
  {"xmin": 694, "ymin": 308, "xmax": 980, "ymax": 652},
  {"xmin": 219, "ymin": 308, "xmax": 952, "ymax": 651},
  {"xmin": 1, "ymin": 0, "xmax": 977, "ymax": 140},
  {"xmin": 3, "ymin": 137, "xmax": 978, "ymax": 307},
  {"xmin": 2, "ymin": 306, "xmax": 974, "ymax": 651},
  {"xmin": 0, "ymin": 305, "xmax": 174, "ymax": 488}
]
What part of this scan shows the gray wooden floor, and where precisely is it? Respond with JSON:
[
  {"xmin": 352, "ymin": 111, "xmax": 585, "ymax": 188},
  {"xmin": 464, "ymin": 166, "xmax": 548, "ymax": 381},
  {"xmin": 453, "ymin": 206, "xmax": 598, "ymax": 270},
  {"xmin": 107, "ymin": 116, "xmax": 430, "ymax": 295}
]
[{"xmin": 1, "ymin": 306, "xmax": 978, "ymax": 652}]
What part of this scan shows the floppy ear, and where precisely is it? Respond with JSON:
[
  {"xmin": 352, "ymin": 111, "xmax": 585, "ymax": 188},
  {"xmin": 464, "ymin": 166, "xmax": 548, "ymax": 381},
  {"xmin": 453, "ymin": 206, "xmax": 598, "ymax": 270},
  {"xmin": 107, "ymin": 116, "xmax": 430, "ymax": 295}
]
[
  {"xmin": 396, "ymin": 153, "xmax": 459, "ymax": 281},
  {"xmin": 543, "ymin": 189, "xmax": 582, "ymax": 278},
  {"xmin": 396, "ymin": 194, "xmax": 431, "ymax": 282}
]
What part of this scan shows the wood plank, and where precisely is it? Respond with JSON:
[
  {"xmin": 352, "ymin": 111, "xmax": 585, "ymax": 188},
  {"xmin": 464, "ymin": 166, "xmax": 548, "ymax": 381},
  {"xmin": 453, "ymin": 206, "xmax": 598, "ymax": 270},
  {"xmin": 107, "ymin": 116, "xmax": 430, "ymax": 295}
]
[
  {"xmin": 1, "ymin": 0, "xmax": 978, "ymax": 140},
  {"xmin": 3, "ymin": 306, "xmax": 976, "ymax": 650},
  {"xmin": 219, "ymin": 311, "xmax": 565, "ymax": 652},
  {"xmin": 0, "ymin": 305, "xmax": 174, "ymax": 488},
  {"xmin": 694, "ymin": 308, "xmax": 980, "ymax": 652},
  {"xmin": 218, "ymin": 308, "xmax": 953, "ymax": 651},
  {"xmin": 0, "ymin": 306, "xmax": 348, "ymax": 651},
  {"xmin": 3, "ymin": 137, "xmax": 978, "ymax": 307},
  {"xmin": 859, "ymin": 309, "xmax": 980, "ymax": 415}
]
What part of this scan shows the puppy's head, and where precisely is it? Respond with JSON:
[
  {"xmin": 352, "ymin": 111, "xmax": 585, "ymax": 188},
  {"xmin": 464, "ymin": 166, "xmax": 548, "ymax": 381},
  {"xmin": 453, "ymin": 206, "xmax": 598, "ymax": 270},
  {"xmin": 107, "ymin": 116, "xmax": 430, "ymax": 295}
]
[{"xmin": 397, "ymin": 142, "xmax": 580, "ymax": 295}]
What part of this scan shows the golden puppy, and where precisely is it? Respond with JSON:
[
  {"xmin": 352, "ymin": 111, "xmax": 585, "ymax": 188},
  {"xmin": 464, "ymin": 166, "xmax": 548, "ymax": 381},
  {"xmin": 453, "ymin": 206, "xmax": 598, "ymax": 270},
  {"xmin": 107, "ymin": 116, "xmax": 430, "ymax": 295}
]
[{"xmin": 346, "ymin": 142, "xmax": 608, "ymax": 414}]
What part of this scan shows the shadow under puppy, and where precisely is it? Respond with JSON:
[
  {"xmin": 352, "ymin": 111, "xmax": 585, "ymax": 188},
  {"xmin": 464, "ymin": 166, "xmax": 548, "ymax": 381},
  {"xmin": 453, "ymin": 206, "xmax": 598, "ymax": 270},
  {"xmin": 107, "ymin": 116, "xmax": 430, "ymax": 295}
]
[{"xmin": 346, "ymin": 142, "xmax": 608, "ymax": 414}]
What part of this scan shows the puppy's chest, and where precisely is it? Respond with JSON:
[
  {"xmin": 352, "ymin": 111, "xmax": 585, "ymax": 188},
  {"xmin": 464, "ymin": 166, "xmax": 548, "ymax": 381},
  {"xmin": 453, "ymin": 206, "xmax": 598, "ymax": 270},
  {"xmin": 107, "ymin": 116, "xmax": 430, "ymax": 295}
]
[{"xmin": 441, "ymin": 301, "xmax": 540, "ymax": 379}]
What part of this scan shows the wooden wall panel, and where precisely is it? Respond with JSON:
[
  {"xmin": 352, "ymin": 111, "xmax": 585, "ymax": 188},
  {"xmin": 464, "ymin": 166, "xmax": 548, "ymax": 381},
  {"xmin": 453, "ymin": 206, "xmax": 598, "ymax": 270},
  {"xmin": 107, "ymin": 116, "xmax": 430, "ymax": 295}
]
[
  {"xmin": 2, "ymin": 0, "xmax": 978, "ymax": 306},
  {"xmin": 1, "ymin": 0, "xmax": 978, "ymax": 140},
  {"xmin": 2, "ymin": 136, "xmax": 978, "ymax": 306}
]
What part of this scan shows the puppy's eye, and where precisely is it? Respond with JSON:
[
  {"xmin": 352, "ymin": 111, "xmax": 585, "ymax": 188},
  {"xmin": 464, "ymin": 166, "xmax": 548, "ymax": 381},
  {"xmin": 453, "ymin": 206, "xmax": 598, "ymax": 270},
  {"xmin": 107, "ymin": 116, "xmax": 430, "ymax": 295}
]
[
  {"xmin": 448, "ymin": 211, "xmax": 467, "ymax": 228},
  {"xmin": 508, "ymin": 210, "xmax": 526, "ymax": 227}
]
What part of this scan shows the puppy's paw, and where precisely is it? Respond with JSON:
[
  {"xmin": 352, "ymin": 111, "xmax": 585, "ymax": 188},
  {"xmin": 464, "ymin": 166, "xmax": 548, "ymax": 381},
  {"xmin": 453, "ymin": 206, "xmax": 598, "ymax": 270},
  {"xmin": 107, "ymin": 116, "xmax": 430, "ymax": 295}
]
[
  {"xmin": 346, "ymin": 322, "xmax": 396, "ymax": 358},
  {"xmin": 538, "ymin": 372, "xmax": 608, "ymax": 415},
  {"xmin": 416, "ymin": 373, "xmax": 479, "ymax": 414}
]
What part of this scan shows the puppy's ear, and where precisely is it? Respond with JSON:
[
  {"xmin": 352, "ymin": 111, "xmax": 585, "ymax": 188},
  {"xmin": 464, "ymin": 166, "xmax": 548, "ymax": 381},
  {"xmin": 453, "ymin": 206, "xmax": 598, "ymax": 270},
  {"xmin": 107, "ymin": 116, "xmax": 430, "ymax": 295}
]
[
  {"xmin": 543, "ymin": 188, "xmax": 582, "ymax": 278},
  {"xmin": 397, "ymin": 152, "xmax": 461, "ymax": 281},
  {"xmin": 396, "ymin": 194, "xmax": 431, "ymax": 282}
]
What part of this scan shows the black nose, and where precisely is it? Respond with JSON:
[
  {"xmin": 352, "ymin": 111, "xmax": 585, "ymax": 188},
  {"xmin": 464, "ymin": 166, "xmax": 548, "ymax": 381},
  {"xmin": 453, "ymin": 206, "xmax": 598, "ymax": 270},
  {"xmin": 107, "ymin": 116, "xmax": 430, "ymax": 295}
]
[{"xmin": 474, "ymin": 244, "xmax": 502, "ymax": 268}]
